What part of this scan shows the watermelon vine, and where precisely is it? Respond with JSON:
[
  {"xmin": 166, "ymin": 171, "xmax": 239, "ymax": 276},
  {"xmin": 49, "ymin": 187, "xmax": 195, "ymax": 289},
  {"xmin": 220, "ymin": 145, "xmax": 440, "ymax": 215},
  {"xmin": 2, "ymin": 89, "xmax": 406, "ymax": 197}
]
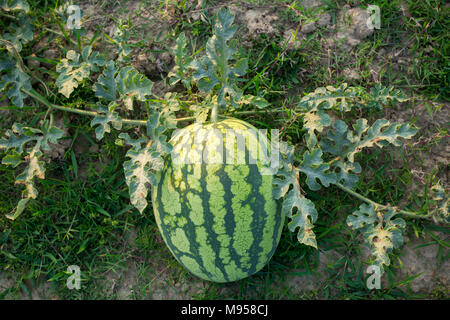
[{"xmin": 0, "ymin": 3, "xmax": 448, "ymax": 280}]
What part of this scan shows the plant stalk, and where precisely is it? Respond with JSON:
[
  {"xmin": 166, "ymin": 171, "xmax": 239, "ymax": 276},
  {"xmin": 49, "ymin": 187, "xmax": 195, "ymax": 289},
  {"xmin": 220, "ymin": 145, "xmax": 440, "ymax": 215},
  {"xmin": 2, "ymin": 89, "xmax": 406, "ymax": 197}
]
[
  {"xmin": 211, "ymin": 104, "xmax": 218, "ymax": 123},
  {"xmin": 334, "ymin": 182, "xmax": 432, "ymax": 219}
]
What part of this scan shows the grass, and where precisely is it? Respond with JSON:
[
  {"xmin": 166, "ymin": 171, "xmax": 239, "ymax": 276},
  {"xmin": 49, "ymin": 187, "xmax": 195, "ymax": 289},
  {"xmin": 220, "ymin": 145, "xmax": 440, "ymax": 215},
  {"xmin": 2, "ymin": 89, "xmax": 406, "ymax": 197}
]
[{"xmin": 0, "ymin": 0, "xmax": 448, "ymax": 299}]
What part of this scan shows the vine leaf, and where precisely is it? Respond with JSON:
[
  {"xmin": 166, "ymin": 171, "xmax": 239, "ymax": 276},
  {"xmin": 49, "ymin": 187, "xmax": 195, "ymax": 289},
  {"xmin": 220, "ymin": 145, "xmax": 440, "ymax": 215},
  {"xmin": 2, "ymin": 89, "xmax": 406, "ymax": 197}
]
[
  {"xmin": 151, "ymin": 92, "xmax": 182, "ymax": 129},
  {"xmin": 1, "ymin": 15, "xmax": 33, "ymax": 53},
  {"xmin": 119, "ymin": 112, "xmax": 171, "ymax": 213},
  {"xmin": 334, "ymin": 160, "xmax": 362, "ymax": 188},
  {"xmin": 0, "ymin": 0, "xmax": 30, "ymax": 12},
  {"xmin": 238, "ymin": 95, "xmax": 269, "ymax": 109},
  {"xmin": 90, "ymin": 103, "xmax": 122, "ymax": 140},
  {"xmin": 297, "ymin": 84, "xmax": 361, "ymax": 113},
  {"xmin": 274, "ymin": 143, "xmax": 319, "ymax": 248},
  {"xmin": 190, "ymin": 7, "xmax": 248, "ymax": 109},
  {"xmin": 120, "ymin": 133, "xmax": 162, "ymax": 213},
  {"xmin": 0, "ymin": 67, "xmax": 31, "ymax": 108},
  {"xmin": 303, "ymin": 110, "xmax": 331, "ymax": 149},
  {"xmin": 116, "ymin": 66, "xmax": 153, "ymax": 110},
  {"xmin": 347, "ymin": 204, "xmax": 406, "ymax": 271},
  {"xmin": 94, "ymin": 61, "xmax": 153, "ymax": 110},
  {"xmin": 346, "ymin": 119, "xmax": 418, "ymax": 162},
  {"xmin": 283, "ymin": 186, "xmax": 319, "ymax": 248},
  {"xmin": 94, "ymin": 60, "xmax": 118, "ymax": 101},
  {"xmin": 56, "ymin": 46, "xmax": 106, "ymax": 98},
  {"xmin": 297, "ymin": 148, "xmax": 336, "ymax": 191},
  {"xmin": 0, "ymin": 120, "xmax": 64, "ymax": 220},
  {"xmin": 110, "ymin": 20, "xmax": 131, "ymax": 63},
  {"xmin": 297, "ymin": 84, "xmax": 411, "ymax": 149},
  {"xmin": 168, "ymin": 32, "xmax": 193, "ymax": 90},
  {"xmin": 367, "ymin": 83, "xmax": 408, "ymax": 109},
  {"xmin": 320, "ymin": 119, "xmax": 417, "ymax": 188},
  {"xmin": 431, "ymin": 182, "xmax": 449, "ymax": 224}
]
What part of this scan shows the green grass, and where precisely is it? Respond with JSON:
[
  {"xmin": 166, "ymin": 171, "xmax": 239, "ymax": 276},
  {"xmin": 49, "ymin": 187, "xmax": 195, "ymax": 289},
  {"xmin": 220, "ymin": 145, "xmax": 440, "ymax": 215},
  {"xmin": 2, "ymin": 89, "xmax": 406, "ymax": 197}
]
[{"xmin": 0, "ymin": 0, "xmax": 448, "ymax": 299}]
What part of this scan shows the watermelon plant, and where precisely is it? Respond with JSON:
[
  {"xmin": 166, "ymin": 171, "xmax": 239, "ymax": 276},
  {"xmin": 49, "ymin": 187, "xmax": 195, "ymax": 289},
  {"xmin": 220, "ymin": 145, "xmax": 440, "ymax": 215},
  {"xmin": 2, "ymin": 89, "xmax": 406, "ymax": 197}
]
[{"xmin": 0, "ymin": 3, "xmax": 448, "ymax": 283}]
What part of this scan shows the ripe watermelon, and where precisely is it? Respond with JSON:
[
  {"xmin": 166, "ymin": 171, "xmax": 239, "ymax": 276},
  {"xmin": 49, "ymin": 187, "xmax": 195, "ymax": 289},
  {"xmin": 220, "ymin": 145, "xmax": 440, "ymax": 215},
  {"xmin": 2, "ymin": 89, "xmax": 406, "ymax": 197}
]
[{"xmin": 152, "ymin": 118, "xmax": 284, "ymax": 282}]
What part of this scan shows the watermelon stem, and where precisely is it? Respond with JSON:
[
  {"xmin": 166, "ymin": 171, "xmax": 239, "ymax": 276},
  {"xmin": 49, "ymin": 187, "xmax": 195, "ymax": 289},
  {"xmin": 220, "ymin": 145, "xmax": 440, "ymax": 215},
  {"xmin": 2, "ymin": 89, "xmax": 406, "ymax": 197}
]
[{"xmin": 211, "ymin": 103, "xmax": 218, "ymax": 123}]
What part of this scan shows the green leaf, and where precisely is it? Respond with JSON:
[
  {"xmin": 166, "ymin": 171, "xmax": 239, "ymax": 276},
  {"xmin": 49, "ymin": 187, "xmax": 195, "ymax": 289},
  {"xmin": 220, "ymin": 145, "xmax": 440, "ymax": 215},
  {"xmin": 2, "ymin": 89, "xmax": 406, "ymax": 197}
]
[
  {"xmin": 5, "ymin": 198, "xmax": 30, "ymax": 220},
  {"xmin": 120, "ymin": 112, "xmax": 170, "ymax": 213},
  {"xmin": 297, "ymin": 148, "xmax": 336, "ymax": 191},
  {"xmin": 347, "ymin": 204, "xmax": 406, "ymax": 271},
  {"xmin": 94, "ymin": 62, "xmax": 153, "ymax": 110},
  {"xmin": 320, "ymin": 119, "xmax": 417, "ymax": 188},
  {"xmin": 56, "ymin": 46, "xmax": 106, "ymax": 98},
  {"xmin": 94, "ymin": 60, "xmax": 118, "ymax": 101},
  {"xmin": 111, "ymin": 20, "xmax": 131, "ymax": 63},
  {"xmin": 0, "ymin": 54, "xmax": 16, "ymax": 71},
  {"xmin": 297, "ymin": 84, "xmax": 410, "ymax": 149},
  {"xmin": 367, "ymin": 83, "xmax": 408, "ymax": 109},
  {"xmin": 1, "ymin": 15, "xmax": 33, "ymax": 52},
  {"xmin": 346, "ymin": 119, "xmax": 418, "ymax": 162},
  {"xmin": 431, "ymin": 182, "xmax": 449, "ymax": 224},
  {"xmin": 146, "ymin": 110, "xmax": 172, "ymax": 154},
  {"xmin": 284, "ymin": 187, "xmax": 318, "ymax": 248},
  {"xmin": 238, "ymin": 95, "xmax": 270, "ymax": 109},
  {"xmin": 347, "ymin": 203, "xmax": 377, "ymax": 229},
  {"xmin": 120, "ymin": 133, "xmax": 163, "ymax": 213},
  {"xmin": 116, "ymin": 66, "xmax": 153, "ymax": 110},
  {"xmin": 168, "ymin": 32, "xmax": 193, "ymax": 90},
  {"xmin": 0, "ymin": 122, "xmax": 37, "ymax": 153},
  {"xmin": 0, "ymin": 67, "xmax": 31, "ymax": 108},
  {"xmin": 1, "ymin": 150, "xmax": 23, "ymax": 167},
  {"xmin": 0, "ymin": 119, "xmax": 64, "ymax": 219},
  {"xmin": 273, "ymin": 142, "xmax": 319, "ymax": 248},
  {"xmin": 0, "ymin": 0, "xmax": 30, "ymax": 12},
  {"xmin": 334, "ymin": 160, "xmax": 362, "ymax": 188},
  {"xmin": 90, "ymin": 103, "xmax": 122, "ymax": 140},
  {"xmin": 190, "ymin": 8, "xmax": 247, "ymax": 109}
]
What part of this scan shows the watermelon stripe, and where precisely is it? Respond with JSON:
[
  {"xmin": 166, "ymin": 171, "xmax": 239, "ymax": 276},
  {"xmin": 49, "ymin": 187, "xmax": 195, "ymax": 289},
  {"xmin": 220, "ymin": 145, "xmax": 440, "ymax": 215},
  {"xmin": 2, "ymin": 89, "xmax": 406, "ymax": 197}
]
[
  {"xmin": 217, "ymin": 164, "xmax": 249, "ymax": 280},
  {"xmin": 178, "ymin": 164, "xmax": 213, "ymax": 280},
  {"xmin": 246, "ymin": 160, "xmax": 265, "ymax": 275},
  {"xmin": 199, "ymin": 163, "xmax": 227, "ymax": 282},
  {"xmin": 156, "ymin": 163, "xmax": 211, "ymax": 280}
]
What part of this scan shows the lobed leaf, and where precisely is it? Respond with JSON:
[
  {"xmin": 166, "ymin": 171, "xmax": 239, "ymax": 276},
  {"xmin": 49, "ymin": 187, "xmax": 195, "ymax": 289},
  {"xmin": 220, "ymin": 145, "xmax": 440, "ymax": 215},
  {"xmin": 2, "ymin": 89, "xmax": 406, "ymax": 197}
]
[
  {"xmin": 0, "ymin": 0, "xmax": 30, "ymax": 12},
  {"xmin": 0, "ymin": 67, "xmax": 32, "ymax": 108},
  {"xmin": 297, "ymin": 148, "xmax": 336, "ymax": 191},
  {"xmin": 0, "ymin": 119, "xmax": 64, "ymax": 219},
  {"xmin": 346, "ymin": 119, "xmax": 418, "ymax": 162},
  {"xmin": 1, "ymin": 15, "xmax": 33, "ymax": 53},
  {"xmin": 431, "ymin": 182, "xmax": 449, "ymax": 224},
  {"xmin": 190, "ymin": 8, "xmax": 248, "ymax": 109},
  {"xmin": 94, "ymin": 61, "xmax": 153, "ymax": 110},
  {"xmin": 274, "ymin": 142, "xmax": 319, "ymax": 248},
  {"xmin": 116, "ymin": 66, "xmax": 153, "ymax": 110},
  {"xmin": 56, "ymin": 46, "xmax": 106, "ymax": 98},
  {"xmin": 119, "ymin": 112, "xmax": 171, "ymax": 213},
  {"xmin": 320, "ymin": 119, "xmax": 417, "ymax": 188},
  {"xmin": 90, "ymin": 103, "xmax": 122, "ymax": 140},
  {"xmin": 168, "ymin": 32, "xmax": 193, "ymax": 90},
  {"xmin": 347, "ymin": 204, "xmax": 406, "ymax": 271},
  {"xmin": 111, "ymin": 20, "xmax": 132, "ymax": 63}
]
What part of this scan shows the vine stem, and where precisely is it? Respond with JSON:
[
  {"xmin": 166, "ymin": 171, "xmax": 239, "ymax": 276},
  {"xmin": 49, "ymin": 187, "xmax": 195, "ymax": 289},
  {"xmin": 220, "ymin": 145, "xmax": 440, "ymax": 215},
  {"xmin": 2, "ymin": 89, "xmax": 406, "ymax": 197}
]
[
  {"xmin": 23, "ymin": 89, "xmax": 147, "ymax": 126},
  {"xmin": 334, "ymin": 182, "xmax": 432, "ymax": 219},
  {"xmin": 22, "ymin": 88, "xmax": 288, "ymax": 125}
]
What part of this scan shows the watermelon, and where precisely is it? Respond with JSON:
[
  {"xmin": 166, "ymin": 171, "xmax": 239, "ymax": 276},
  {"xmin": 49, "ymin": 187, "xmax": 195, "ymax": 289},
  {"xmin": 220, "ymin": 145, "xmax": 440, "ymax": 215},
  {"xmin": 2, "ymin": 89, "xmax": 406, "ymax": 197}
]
[{"xmin": 152, "ymin": 118, "xmax": 284, "ymax": 282}]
